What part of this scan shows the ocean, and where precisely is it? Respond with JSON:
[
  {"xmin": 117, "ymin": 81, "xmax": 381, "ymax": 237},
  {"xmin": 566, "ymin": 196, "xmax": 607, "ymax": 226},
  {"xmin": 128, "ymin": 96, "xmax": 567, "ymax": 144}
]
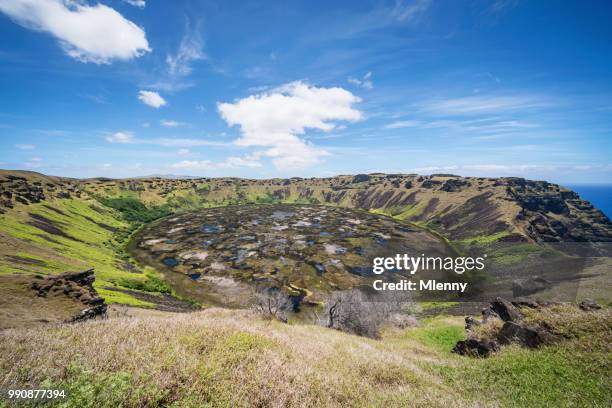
[{"xmin": 567, "ymin": 185, "xmax": 612, "ymax": 220}]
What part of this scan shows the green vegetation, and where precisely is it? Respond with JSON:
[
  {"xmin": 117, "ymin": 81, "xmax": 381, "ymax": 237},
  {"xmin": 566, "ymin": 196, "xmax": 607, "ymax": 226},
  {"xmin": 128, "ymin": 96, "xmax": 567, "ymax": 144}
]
[
  {"xmin": 97, "ymin": 196, "xmax": 172, "ymax": 226},
  {"xmin": 253, "ymin": 192, "xmax": 279, "ymax": 204},
  {"xmin": 443, "ymin": 344, "xmax": 610, "ymax": 407},
  {"xmin": 460, "ymin": 231, "xmax": 512, "ymax": 245},
  {"xmin": 118, "ymin": 273, "xmax": 173, "ymax": 294},
  {"xmin": 403, "ymin": 316, "xmax": 465, "ymax": 352},
  {"xmin": 0, "ymin": 197, "xmax": 176, "ymax": 307}
]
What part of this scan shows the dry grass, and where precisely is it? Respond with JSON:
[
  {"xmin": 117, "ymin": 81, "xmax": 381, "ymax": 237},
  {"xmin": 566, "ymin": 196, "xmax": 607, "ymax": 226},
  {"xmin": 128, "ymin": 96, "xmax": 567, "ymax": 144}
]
[
  {"xmin": 0, "ymin": 308, "xmax": 470, "ymax": 408},
  {"xmin": 0, "ymin": 305, "xmax": 610, "ymax": 407}
]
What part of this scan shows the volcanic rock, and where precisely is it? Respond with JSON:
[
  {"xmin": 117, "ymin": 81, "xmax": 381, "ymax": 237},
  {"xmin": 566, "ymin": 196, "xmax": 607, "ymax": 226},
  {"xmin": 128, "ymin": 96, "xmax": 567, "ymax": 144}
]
[
  {"xmin": 497, "ymin": 321, "xmax": 558, "ymax": 348},
  {"xmin": 452, "ymin": 339, "xmax": 499, "ymax": 358},
  {"xmin": 490, "ymin": 297, "xmax": 523, "ymax": 322}
]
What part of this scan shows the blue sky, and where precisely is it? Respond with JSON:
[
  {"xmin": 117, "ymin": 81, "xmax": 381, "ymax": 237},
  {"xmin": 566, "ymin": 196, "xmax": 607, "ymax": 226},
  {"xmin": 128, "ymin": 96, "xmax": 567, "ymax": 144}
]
[{"xmin": 0, "ymin": 0, "xmax": 611, "ymax": 183}]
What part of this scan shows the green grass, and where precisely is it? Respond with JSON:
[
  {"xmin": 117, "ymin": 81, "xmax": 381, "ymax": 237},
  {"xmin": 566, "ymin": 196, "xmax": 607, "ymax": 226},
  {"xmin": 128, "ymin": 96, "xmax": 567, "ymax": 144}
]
[
  {"xmin": 95, "ymin": 288, "xmax": 155, "ymax": 307},
  {"xmin": 418, "ymin": 301, "xmax": 461, "ymax": 311},
  {"xmin": 440, "ymin": 344, "xmax": 611, "ymax": 407},
  {"xmin": 403, "ymin": 316, "xmax": 465, "ymax": 352},
  {"xmin": 460, "ymin": 231, "xmax": 512, "ymax": 245}
]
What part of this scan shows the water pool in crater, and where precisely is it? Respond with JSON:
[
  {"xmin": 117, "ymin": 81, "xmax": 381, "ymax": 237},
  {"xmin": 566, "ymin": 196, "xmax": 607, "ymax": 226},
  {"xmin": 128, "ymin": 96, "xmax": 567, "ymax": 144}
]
[{"xmin": 129, "ymin": 204, "xmax": 451, "ymax": 307}]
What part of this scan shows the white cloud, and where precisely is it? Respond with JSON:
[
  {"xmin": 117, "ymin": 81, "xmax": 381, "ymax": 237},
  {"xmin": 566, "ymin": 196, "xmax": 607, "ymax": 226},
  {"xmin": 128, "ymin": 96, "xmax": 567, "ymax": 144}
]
[
  {"xmin": 219, "ymin": 155, "xmax": 262, "ymax": 168},
  {"xmin": 171, "ymin": 154, "xmax": 262, "ymax": 172},
  {"xmin": 15, "ymin": 143, "xmax": 35, "ymax": 150},
  {"xmin": 122, "ymin": 0, "xmax": 145, "ymax": 9},
  {"xmin": 347, "ymin": 72, "xmax": 373, "ymax": 90},
  {"xmin": 217, "ymin": 81, "xmax": 362, "ymax": 170},
  {"xmin": 166, "ymin": 26, "xmax": 205, "ymax": 77},
  {"xmin": 160, "ymin": 120, "xmax": 186, "ymax": 128},
  {"xmin": 153, "ymin": 138, "xmax": 226, "ymax": 147},
  {"xmin": 25, "ymin": 157, "xmax": 42, "ymax": 168},
  {"xmin": 385, "ymin": 120, "xmax": 421, "ymax": 129},
  {"xmin": 392, "ymin": 0, "xmax": 432, "ymax": 22},
  {"xmin": 138, "ymin": 90, "xmax": 166, "ymax": 108},
  {"xmin": 420, "ymin": 95, "xmax": 548, "ymax": 115},
  {"xmin": 105, "ymin": 131, "xmax": 134, "ymax": 144},
  {"xmin": 104, "ymin": 133, "xmax": 227, "ymax": 148},
  {"xmin": 0, "ymin": 0, "xmax": 150, "ymax": 64},
  {"xmin": 177, "ymin": 148, "xmax": 190, "ymax": 156}
]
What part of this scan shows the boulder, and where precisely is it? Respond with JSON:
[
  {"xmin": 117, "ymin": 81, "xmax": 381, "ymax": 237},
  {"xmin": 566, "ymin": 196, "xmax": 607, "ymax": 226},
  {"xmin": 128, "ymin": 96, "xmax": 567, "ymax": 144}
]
[
  {"xmin": 452, "ymin": 339, "xmax": 499, "ymax": 358},
  {"xmin": 352, "ymin": 174, "xmax": 370, "ymax": 183},
  {"xmin": 497, "ymin": 321, "xmax": 558, "ymax": 348},
  {"xmin": 511, "ymin": 298, "xmax": 541, "ymax": 309},
  {"xmin": 490, "ymin": 297, "xmax": 523, "ymax": 322},
  {"xmin": 481, "ymin": 306, "xmax": 500, "ymax": 322},
  {"xmin": 579, "ymin": 299, "xmax": 602, "ymax": 311}
]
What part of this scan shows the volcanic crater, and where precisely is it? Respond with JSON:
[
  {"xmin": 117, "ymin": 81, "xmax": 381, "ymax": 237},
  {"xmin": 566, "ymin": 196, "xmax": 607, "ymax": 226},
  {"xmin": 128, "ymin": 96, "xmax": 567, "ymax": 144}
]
[{"xmin": 130, "ymin": 204, "xmax": 450, "ymax": 307}]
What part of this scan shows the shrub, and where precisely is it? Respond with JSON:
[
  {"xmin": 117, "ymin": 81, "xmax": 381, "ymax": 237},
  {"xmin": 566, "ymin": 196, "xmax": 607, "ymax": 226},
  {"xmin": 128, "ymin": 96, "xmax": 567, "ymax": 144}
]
[
  {"xmin": 251, "ymin": 288, "xmax": 292, "ymax": 323},
  {"xmin": 321, "ymin": 289, "xmax": 414, "ymax": 338}
]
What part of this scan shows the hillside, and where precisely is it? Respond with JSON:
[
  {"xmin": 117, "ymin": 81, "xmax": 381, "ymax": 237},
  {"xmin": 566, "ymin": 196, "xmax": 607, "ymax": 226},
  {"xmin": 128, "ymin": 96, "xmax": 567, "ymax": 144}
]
[
  {"xmin": 1, "ymin": 304, "xmax": 610, "ymax": 407},
  {"xmin": 0, "ymin": 170, "xmax": 611, "ymax": 311},
  {"xmin": 2, "ymin": 170, "xmax": 611, "ymax": 243}
]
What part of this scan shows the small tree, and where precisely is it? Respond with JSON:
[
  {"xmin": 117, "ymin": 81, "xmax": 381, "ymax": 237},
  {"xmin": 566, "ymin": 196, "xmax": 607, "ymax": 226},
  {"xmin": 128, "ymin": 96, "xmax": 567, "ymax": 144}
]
[
  {"xmin": 321, "ymin": 289, "xmax": 413, "ymax": 338},
  {"xmin": 251, "ymin": 288, "xmax": 292, "ymax": 323}
]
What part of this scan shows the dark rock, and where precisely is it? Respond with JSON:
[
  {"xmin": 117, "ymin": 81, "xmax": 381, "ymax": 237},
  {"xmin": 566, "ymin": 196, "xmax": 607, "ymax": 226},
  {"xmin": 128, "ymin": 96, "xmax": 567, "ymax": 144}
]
[
  {"xmin": 452, "ymin": 339, "xmax": 499, "ymax": 358},
  {"xmin": 420, "ymin": 179, "xmax": 442, "ymax": 189},
  {"xmin": 481, "ymin": 307, "xmax": 499, "ymax": 322},
  {"xmin": 440, "ymin": 179, "xmax": 469, "ymax": 192},
  {"xmin": 512, "ymin": 276, "xmax": 552, "ymax": 297},
  {"xmin": 497, "ymin": 321, "xmax": 558, "ymax": 348},
  {"xmin": 511, "ymin": 298, "xmax": 541, "ymax": 309},
  {"xmin": 579, "ymin": 298, "xmax": 602, "ymax": 311},
  {"xmin": 352, "ymin": 174, "xmax": 370, "ymax": 183},
  {"xmin": 68, "ymin": 304, "xmax": 107, "ymax": 323},
  {"xmin": 490, "ymin": 297, "xmax": 523, "ymax": 322},
  {"xmin": 31, "ymin": 269, "xmax": 107, "ymax": 322}
]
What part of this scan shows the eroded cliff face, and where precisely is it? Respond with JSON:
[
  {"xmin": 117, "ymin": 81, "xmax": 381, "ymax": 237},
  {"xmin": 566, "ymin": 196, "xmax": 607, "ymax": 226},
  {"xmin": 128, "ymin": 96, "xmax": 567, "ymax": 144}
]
[{"xmin": 0, "ymin": 170, "xmax": 610, "ymax": 243}]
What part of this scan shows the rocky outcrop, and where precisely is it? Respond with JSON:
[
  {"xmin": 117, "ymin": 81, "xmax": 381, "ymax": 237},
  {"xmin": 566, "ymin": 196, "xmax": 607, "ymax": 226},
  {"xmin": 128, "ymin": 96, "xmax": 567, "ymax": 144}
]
[
  {"xmin": 489, "ymin": 297, "xmax": 523, "ymax": 322},
  {"xmin": 454, "ymin": 298, "xmax": 565, "ymax": 358},
  {"xmin": 579, "ymin": 298, "xmax": 602, "ymax": 311},
  {"xmin": 31, "ymin": 269, "xmax": 107, "ymax": 322},
  {"xmin": 507, "ymin": 178, "xmax": 612, "ymax": 242},
  {"xmin": 452, "ymin": 339, "xmax": 499, "ymax": 357},
  {"xmin": 497, "ymin": 321, "xmax": 558, "ymax": 348},
  {"xmin": 0, "ymin": 171, "xmax": 83, "ymax": 212}
]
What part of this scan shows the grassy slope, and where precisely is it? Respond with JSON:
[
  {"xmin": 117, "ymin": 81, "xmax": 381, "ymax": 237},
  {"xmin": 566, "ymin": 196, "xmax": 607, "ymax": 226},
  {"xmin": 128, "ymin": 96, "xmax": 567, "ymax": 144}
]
[
  {"xmin": 0, "ymin": 305, "xmax": 609, "ymax": 408},
  {"xmin": 0, "ymin": 198, "xmax": 154, "ymax": 306}
]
